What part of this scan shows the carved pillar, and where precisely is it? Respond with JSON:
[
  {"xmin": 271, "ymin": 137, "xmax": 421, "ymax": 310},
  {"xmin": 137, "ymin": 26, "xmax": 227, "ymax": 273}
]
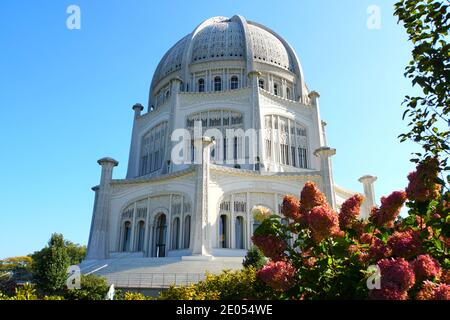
[
  {"xmin": 184, "ymin": 137, "xmax": 214, "ymax": 260},
  {"xmin": 314, "ymin": 147, "xmax": 337, "ymax": 209},
  {"xmin": 126, "ymin": 103, "xmax": 143, "ymax": 179},
  {"xmin": 86, "ymin": 157, "xmax": 118, "ymax": 260},
  {"xmin": 359, "ymin": 175, "xmax": 377, "ymax": 219}
]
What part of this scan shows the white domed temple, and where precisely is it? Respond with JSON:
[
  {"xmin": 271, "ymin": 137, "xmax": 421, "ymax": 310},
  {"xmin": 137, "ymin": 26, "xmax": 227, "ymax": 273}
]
[{"xmin": 82, "ymin": 16, "xmax": 377, "ymax": 288}]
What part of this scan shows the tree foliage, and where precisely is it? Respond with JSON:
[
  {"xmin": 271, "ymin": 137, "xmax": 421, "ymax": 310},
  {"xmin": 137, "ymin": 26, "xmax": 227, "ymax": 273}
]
[
  {"xmin": 31, "ymin": 233, "xmax": 70, "ymax": 295},
  {"xmin": 64, "ymin": 241, "xmax": 86, "ymax": 265},
  {"xmin": 394, "ymin": 0, "xmax": 450, "ymax": 188},
  {"xmin": 242, "ymin": 246, "xmax": 266, "ymax": 269}
]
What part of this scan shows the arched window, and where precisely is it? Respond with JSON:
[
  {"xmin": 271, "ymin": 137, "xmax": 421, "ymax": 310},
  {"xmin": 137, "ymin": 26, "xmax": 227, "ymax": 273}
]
[
  {"xmin": 274, "ymin": 84, "xmax": 279, "ymax": 96},
  {"xmin": 230, "ymin": 76, "xmax": 239, "ymax": 90},
  {"xmin": 286, "ymin": 87, "xmax": 291, "ymax": 100},
  {"xmin": 136, "ymin": 220, "xmax": 145, "ymax": 251},
  {"xmin": 155, "ymin": 214, "xmax": 167, "ymax": 257},
  {"xmin": 140, "ymin": 122, "xmax": 168, "ymax": 176},
  {"xmin": 184, "ymin": 215, "xmax": 191, "ymax": 248},
  {"xmin": 122, "ymin": 221, "xmax": 131, "ymax": 252},
  {"xmin": 235, "ymin": 216, "xmax": 244, "ymax": 249},
  {"xmin": 164, "ymin": 90, "xmax": 170, "ymax": 101},
  {"xmin": 258, "ymin": 79, "xmax": 265, "ymax": 89},
  {"xmin": 186, "ymin": 110, "xmax": 244, "ymax": 164},
  {"xmin": 264, "ymin": 115, "xmax": 308, "ymax": 169},
  {"xmin": 171, "ymin": 218, "xmax": 180, "ymax": 250},
  {"xmin": 219, "ymin": 215, "xmax": 228, "ymax": 248},
  {"xmin": 214, "ymin": 76, "xmax": 222, "ymax": 92},
  {"xmin": 198, "ymin": 78, "xmax": 205, "ymax": 92}
]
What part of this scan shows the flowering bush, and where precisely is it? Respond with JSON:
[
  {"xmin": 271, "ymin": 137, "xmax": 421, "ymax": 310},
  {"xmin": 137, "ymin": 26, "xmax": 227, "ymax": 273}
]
[
  {"xmin": 160, "ymin": 268, "xmax": 275, "ymax": 300},
  {"xmin": 251, "ymin": 158, "xmax": 449, "ymax": 300},
  {"xmin": 257, "ymin": 260, "xmax": 296, "ymax": 291},
  {"xmin": 0, "ymin": 283, "xmax": 64, "ymax": 300}
]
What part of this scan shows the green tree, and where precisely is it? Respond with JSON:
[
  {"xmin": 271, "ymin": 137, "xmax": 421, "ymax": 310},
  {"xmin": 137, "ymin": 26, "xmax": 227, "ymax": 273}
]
[
  {"xmin": 31, "ymin": 233, "xmax": 70, "ymax": 295},
  {"xmin": 394, "ymin": 0, "xmax": 450, "ymax": 188},
  {"xmin": 64, "ymin": 241, "xmax": 86, "ymax": 265}
]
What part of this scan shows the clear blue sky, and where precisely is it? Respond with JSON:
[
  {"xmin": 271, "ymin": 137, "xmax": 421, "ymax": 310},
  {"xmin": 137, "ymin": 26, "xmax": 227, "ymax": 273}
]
[{"xmin": 0, "ymin": 0, "xmax": 421, "ymax": 259}]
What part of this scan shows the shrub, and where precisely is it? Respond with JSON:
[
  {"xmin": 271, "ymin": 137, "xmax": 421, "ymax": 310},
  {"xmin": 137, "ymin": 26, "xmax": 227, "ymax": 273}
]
[
  {"xmin": 0, "ymin": 274, "xmax": 17, "ymax": 296},
  {"xmin": 64, "ymin": 274, "xmax": 109, "ymax": 300},
  {"xmin": 159, "ymin": 268, "xmax": 274, "ymax": 300},
  {"xmin": 123, "ymin": 291, "xmax": 151, "ymax": 300},
  {"xmin": 10, "ymin": 283, "xmax": 38, "ymax": 300},
  {"xmin": 242, "ymin": 246, "xmax": 266, "ymax": 269}
]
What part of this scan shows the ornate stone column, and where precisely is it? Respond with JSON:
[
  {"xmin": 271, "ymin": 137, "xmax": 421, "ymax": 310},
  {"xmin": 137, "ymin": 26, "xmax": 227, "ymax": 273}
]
[
  {"xmin": 126, "ymin": 103, "xmax": 143, "ymax": 179},
  {"xmin": 309, "ymin": 91, "xmax": 325, "ymax": 144},
  {"xmin": 249, "ymin": 70, "xmax": 265, "ymax": 171},
  {"xmin": 162, "ymin": 77, "xmax": 182, "ymax": 174},
  {"xmin": 314, "ymin": 147, "xmax": 337, "ymax": 209},
  {"xmin": 358, "ymin": 175, "xmax": 377, "ymax": 219},
  {"xmin": 183, "ymin": 137, "xmax": 214, "ymax": 260},
  {"xmin": 86, "ymin": 157, "xmax": 118, "ymax": 260}
]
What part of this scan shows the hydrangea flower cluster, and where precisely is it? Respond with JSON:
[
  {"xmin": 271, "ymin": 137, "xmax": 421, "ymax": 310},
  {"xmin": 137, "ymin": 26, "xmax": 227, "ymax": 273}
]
[
  {"xmin": 257, "ymin": 260, "xmax": 296, "ymax": 291},
  {"xmin": 251, "ymin": 234, "xmax": 286, "ymax": 261},
  {"xmin": 252, "ymin": 206, "xmax": 272, "ymax": 223},
  {"xmin": 300, "ymin": 249, "xmax": 317, "ymax": 268},
  {"xmin": 405, "ymin": 157, "xmax": 441, "ymax": 202},
  {"xmin": 416, "ymin": 281, "xmax": 450, "ymax": 300},
  {"xmin": 250, "ymin": 166, "xmax": 448, "ymax": 300},
  {"xmin": 300, "ymin": 181, "xmax": 327, "ymax": 212},
  {"xmin": 441, "ymin": 269, "xmax": 450, "ymax": 284},
  {"xmin": 411, "ymin": 254, "xmax": 441, "ymax": 281},
  {"xmin": 369, "ymin": 286, "xmax": 409, "ymax": 300},
  {"xmin": 281, "ymin": 195, "xmax": 301, "ymax": 221},
  {"xmin": 369, "ymin": 191, "xmax": 407, "ymax": 228},
  {"xmin": 308, "ymin": 205, "xmax": 342, "ymax": 243},
  {"xmin": 369, "ymin": 238, "xmax": 392, "ymax": 261},
  {"xmin": 369, "ymin": 258, "xmax": 415, "ymax": 300},
  {"xmin": 388, "ymin": 229, "xmax": 422, "ymax": 259},
  {"xmin": 338, "ymin": 194, "xmax": 364, "ymax": 230}
]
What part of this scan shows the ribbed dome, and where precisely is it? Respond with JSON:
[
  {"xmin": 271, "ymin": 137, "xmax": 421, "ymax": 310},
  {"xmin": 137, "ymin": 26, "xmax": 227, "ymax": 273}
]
[{"xmin": 150, "ymin": 15, "xmax": 306, "ymax": 104}]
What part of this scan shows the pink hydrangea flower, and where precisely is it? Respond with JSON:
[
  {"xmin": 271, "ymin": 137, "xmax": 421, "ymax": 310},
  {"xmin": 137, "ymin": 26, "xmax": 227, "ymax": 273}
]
[
  {"xmin": 378, "ymin": 258, "xmax": 416, "ymax": 292},
  {"xmin": 369, "ymin": 285, "xmax": 408, "ymax": 300},
  {"xmin": 416, "ymin": 281, "xmax": 450, "ymax": 300},
  {"xmin": 300, "ymin": 181, "xmax": 327, "ymax": 212},
  {"xmin": 369, "ymin": 191, "xmax": 407, "ymax": 228},
  {"xmin": 251, "ymin": 234, "xmax": 286, "ymax": 261},
  {"xmin": 308, "ymin": 205, "xmax": 341, "ymax": 243},
  {"xmin": 433, "ymin": 283, "xmax": 450, "ymax": 300},
  {"xmin": 416, "ymin": 280, "xmax": 437, "ymax": 300},
  {"xmin": 339, "ymin": 194, "xmax": 365, "ymax": 230},
  {"xmin": 411, "ymin": 254, "xmax": 442, "ymax": 281},
  {"xmin": 405, "ymin": 157, "xmax": 441, "ymax": 202},
  {"xmin": 388, "ymin": 229, "xmax": 422, "ymax": 259},
  {"xmin": 300, "ymin": 249, "xmax": 317, "ymax": 268},
  {"xmin": 368, "ymin": 238, "xmax": 392, "ymax": 261},
  {"xmin": 281, "ymin": 195, "xmax": 301, "ymax": 221},
  {"xmin": 257, "ymin": 260, "xmax": 296, "ymax": 291},
  {"xmin": 441, "ymin": 269, "xmax": 450, "ymax": 285}
]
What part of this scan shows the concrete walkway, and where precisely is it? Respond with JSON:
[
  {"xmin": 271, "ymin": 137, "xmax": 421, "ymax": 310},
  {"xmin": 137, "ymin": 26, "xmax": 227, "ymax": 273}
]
[{"xmin": 79, "ymin": 255, "xmax": 244, "ymax": 288}]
